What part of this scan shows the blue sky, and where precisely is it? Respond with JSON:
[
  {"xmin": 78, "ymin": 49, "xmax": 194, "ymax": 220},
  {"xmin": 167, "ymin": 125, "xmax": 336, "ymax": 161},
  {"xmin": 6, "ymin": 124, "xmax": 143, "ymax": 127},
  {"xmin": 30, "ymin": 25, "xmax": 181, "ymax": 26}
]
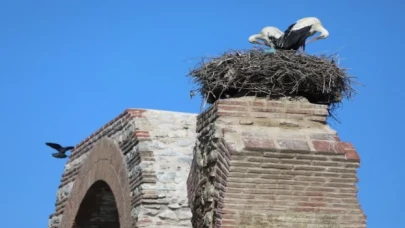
[{"xmin": 0, "ymin": 1, "xmax": 403, "ymax": 227}]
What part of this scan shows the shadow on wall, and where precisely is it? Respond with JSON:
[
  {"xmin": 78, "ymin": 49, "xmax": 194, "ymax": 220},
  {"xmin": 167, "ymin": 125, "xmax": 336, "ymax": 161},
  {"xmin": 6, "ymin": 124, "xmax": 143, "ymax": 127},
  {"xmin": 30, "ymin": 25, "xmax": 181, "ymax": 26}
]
[{"xmin": 73, "ymin": 180, "xmax": 120, "ymax": 228}]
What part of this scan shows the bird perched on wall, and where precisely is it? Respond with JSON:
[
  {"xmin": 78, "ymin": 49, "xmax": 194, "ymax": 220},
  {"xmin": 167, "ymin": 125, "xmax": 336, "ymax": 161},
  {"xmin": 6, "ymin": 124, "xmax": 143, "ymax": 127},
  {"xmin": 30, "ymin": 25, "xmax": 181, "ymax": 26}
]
[
  {"xmin": 45, "ymin": 142, "xmax": 74, "ymax": 158},
  {"xmin": 275, "ymin": 17, "xmax": 329, "ymax": 53},
  {"xmin": 248, "ymin": 26, "xmax": 284, "ymax": 53}
]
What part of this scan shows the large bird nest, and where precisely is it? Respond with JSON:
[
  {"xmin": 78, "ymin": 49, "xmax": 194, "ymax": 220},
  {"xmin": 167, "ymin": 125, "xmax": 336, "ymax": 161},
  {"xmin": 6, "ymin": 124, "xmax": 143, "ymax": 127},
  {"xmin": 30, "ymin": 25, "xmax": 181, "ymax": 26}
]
[{"xmin": 188, "ymin": 48, "xmax": 358, "ymax": 117}]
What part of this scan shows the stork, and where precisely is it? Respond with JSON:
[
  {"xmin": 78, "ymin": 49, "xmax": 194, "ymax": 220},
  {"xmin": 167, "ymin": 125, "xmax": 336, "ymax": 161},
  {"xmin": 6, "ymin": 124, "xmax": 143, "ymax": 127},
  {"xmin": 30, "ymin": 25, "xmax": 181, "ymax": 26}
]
[
  {"xmin": 248, "ymin": 26, "xmax": 284, "ymax": 53},
  {"xmin": 276, "ymin": 17, "xmax": 329, "ymax": 53}
]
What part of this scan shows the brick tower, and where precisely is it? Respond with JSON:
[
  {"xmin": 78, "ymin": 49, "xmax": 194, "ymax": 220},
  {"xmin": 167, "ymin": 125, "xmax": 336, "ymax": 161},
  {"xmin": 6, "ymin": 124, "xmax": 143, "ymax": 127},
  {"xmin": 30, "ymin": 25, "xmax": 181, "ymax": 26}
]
[{"xmin": 187, "ymin": 97, "xmax": 366, "ymax": 228}]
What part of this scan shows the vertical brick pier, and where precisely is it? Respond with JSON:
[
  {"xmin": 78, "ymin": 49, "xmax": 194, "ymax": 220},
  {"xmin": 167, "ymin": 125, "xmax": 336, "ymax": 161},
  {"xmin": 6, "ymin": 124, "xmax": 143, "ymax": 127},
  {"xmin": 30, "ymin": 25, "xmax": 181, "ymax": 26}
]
[{"xmin": 187, "ymin": 97, "xmax": 366, "ymax": 228}]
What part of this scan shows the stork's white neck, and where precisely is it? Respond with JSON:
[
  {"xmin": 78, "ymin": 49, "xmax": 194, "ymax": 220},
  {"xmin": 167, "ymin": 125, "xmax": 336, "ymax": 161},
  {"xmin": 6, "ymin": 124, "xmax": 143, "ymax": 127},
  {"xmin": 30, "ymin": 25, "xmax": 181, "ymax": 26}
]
[
  {"xmin": 317, "ymin": 25, "xmax": 329, "ymax": 38},
  {"xmin": 248, "ymin": 34, "xmax": 261, "ymax": 43}
]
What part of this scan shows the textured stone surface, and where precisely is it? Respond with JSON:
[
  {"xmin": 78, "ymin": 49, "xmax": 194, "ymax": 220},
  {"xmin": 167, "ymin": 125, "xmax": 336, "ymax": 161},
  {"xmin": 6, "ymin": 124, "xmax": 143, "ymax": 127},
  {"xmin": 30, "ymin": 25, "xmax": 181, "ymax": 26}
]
[
  {"xmin": 187, "ymin": 97, "xmax": 366, "ymax": 228},
  {"xmin": 48, "ymin": 109, "xmax": 197, "ymax": 228},
  {"xmin": 48, "ymin": 96, "xmax": 365, "ymax": 228}
]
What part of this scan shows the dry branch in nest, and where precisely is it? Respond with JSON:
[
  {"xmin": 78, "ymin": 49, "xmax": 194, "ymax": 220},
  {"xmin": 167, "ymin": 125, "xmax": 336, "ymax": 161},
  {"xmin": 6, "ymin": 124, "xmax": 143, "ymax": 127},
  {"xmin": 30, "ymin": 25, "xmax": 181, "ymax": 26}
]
[{"xmin": 187, "ymin": 48, "xmax": 358, "ymax": 117}]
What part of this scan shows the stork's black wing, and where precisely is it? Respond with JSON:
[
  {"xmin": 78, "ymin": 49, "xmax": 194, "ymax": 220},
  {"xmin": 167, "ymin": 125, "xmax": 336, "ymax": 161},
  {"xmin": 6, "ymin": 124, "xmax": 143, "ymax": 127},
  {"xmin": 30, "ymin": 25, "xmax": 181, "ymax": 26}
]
[
  {"xmin": 45, "ymin": 142, "xmax": 62, "ymax": 151},
  {"xmin": 283, "ymin": 23, "xmax": 297, "ymax": 36},
  {"xmin": 278, "ymin": 25, "xmax": 312, "ymax": 50}
]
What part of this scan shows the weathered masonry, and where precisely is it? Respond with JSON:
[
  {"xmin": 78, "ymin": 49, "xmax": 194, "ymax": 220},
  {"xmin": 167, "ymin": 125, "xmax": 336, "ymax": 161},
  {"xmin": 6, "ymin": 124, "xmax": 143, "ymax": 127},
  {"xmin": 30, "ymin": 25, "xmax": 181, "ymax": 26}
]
[
  {"xmin": 187, "ymin": 97, "xmax": 366, "ymax": 228},
  {"xmin": 49, "ymin": 97, "xmax": 366, "ymax": 228},
  {"xmin": 48, "ymin": 109, "xmax": 197, "ymax": 228}
]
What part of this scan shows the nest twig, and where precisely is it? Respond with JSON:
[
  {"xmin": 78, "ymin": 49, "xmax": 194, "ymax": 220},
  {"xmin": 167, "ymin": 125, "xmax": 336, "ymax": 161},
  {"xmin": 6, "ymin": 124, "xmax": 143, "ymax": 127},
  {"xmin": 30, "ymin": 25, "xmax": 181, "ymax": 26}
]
[{"xmin": 187, "ymin": 48, "xmax": 359, "ymax": 118}]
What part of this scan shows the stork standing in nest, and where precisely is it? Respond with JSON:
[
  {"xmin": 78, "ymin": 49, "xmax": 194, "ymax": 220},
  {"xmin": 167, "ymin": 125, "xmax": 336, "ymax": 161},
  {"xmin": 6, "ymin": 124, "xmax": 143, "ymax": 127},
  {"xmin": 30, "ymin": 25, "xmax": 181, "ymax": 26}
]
[
  {"xmin": 248, "ymin": 26, "xmax": 284, "ymax": 53},
  {"xmin": 276, "ymin": 17, "xmax": 329, "ymax": 53}
]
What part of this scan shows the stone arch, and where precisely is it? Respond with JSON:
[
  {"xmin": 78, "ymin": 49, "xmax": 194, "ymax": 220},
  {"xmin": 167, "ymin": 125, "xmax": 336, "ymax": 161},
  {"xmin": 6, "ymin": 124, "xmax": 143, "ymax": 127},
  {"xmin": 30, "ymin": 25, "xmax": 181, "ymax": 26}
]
[{"xmin": 59, "ymin": 138, "xmax": 132, "ymax": 228}]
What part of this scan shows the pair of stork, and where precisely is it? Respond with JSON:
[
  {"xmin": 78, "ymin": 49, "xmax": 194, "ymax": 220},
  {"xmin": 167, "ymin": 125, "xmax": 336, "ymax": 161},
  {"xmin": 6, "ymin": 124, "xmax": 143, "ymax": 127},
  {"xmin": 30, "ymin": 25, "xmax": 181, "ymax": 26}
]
[{"xmin": 248, "ymin": 17, "xmax": 329, "ymax": 53}]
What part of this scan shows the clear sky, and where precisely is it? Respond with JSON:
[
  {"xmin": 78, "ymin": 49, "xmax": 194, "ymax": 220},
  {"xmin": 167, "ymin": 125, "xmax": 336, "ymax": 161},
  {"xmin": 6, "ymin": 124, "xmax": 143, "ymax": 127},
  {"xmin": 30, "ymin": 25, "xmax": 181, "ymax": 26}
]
[{"xmin": 0, "ymin": 1, "xmax": 403, "ymax": 227}]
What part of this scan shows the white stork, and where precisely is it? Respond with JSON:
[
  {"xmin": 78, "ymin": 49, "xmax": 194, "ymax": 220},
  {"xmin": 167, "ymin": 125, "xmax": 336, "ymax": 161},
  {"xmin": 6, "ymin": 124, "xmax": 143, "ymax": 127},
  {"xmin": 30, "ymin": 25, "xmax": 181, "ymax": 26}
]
[
  {"xmin": 248, "ymin": 26, "xmax": 284, "ymax": 49},
  {"xmin": 276, "ymin": 17, "xmax": 329, "ymax": 52}
]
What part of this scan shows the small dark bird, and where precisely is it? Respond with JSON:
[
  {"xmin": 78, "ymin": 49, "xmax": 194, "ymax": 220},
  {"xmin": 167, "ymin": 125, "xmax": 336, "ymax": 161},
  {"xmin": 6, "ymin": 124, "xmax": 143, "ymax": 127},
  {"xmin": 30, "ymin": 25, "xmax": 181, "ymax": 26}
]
[
  {"xmin": 190, "ymin": 90, "xmax": 196, "ymax": 99},
  {"xmin": 45, "ymin": 142, "xmax": 74, "ymax": 158}
]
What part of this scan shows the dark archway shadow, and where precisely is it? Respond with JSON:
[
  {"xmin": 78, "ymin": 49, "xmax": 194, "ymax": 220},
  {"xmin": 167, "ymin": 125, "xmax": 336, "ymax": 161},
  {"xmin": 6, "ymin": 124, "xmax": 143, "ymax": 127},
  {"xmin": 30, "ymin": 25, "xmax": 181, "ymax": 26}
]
[{"xmin": 73, "ymin": 180, "xmax": 120, "ymax": 228}]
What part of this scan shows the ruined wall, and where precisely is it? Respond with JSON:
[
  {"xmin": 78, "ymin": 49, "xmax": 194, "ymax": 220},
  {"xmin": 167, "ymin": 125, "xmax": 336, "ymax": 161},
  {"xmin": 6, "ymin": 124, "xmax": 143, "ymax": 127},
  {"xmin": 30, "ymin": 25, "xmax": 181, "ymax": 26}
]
[
  {"xmin": 48, "ymin": 97, "xmax": 366, "ymax": 228},
  {"xmin": 187, "ymin": 97, "xmax": 366, "ymax": 228},
  {"xmin": 48, "ymin": 109, "xmax": 197, "ymax": 228}
]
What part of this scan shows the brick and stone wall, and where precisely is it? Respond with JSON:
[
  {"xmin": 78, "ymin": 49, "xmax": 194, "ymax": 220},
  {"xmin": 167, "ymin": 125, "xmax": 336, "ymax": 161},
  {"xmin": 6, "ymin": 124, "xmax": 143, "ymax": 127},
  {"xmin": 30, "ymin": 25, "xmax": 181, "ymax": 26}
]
[
  {"xmin": 187, "ymin": 97, "xmax": 366, "ymax": 228},
  {"xmin": 48, "ymin": 97, "xmax": 366, "ymax": 228},
  {"xmin": 48, "ymin": 109, "xmax": 197, "ymax": 228}
]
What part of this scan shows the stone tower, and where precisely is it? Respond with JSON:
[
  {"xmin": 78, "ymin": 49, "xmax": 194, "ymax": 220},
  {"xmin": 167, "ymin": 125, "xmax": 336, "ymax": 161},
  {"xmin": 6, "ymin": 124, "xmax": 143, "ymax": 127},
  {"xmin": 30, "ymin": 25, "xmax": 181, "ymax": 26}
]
[{"xmin": 48, "ymin": 98, "xmax": 366, "ymax": 228}]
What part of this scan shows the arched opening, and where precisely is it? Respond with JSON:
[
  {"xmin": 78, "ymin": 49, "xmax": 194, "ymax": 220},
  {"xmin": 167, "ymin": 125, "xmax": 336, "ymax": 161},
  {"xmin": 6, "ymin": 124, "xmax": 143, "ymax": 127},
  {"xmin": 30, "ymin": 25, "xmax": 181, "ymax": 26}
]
[{"xmin": 72, "ymin": 180, "xmax": 120, "ymax": 228}]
